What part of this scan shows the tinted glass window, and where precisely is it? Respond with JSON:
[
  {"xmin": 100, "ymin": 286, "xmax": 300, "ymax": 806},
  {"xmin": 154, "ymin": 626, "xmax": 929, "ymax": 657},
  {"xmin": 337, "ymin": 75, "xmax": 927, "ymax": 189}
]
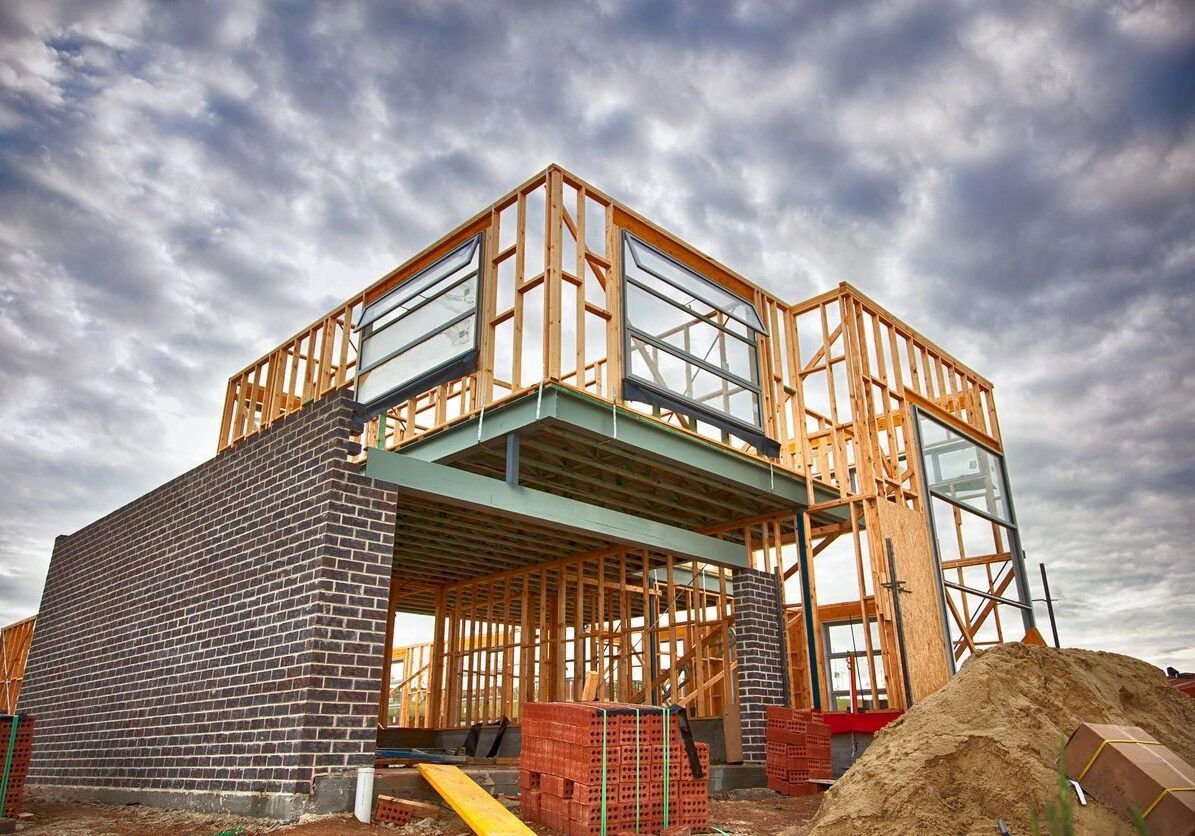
[
  {"xmin": 917, "ymin": 411, "xmax": 1011, "ymax": 524},
  {"xmin": 356, "ymin": 234, "xmax": 483, "ymax": 410},
  {"xmin": 622, "ymin": 233, "xmax": 768, "ymax": 439}
]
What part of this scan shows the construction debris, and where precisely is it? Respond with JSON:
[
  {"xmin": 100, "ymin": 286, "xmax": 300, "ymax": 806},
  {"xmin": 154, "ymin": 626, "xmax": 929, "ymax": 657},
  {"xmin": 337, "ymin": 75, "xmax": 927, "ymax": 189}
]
[
  {"xmin": 806, "ymin": 643, "xmax": 1195, "ymax": 836},
  {"xmin": 373, "ymin": 795, "xmax": 442, "ymax": 827}
]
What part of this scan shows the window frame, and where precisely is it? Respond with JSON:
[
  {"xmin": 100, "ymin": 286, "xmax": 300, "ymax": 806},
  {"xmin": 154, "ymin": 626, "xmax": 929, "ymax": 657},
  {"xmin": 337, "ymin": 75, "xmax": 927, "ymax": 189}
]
[
  {"xmin": 914, "ymin": 408, "xmax": 1015, "ymax": 529},
  {"xmin": 912, "ymin": 405, "xmax": 1034, "ymax": 672},
  {"xmin": 822, "ymin": 619, "xmax": 889, "ymax": 711},
  {"xmin": 354, "ymin": 233, "xmax": 484, "ymax": 414},
  {"xmin": 620, "ymin": 231, "xmax": 778, "ymax": 455}
]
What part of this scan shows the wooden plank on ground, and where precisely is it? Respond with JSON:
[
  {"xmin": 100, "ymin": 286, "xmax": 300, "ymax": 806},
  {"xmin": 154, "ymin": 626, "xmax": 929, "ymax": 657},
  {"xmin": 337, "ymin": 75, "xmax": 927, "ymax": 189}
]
[
  {"xmin": 416, "ymin": 763, "xmax": 535, "ymax": 835},
  {"xmin": 723, "ymin": 706, "xmax": 743, "ymax": 764},
  {"xmin": 581, "ymin": 669, "xmax": 600, "ymax": 700}
]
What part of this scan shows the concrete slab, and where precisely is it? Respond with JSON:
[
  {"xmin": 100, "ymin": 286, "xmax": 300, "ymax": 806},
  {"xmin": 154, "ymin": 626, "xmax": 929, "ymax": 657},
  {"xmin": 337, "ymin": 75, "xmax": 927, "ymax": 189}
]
[
  {"xmin": 376, "ymin": 716, "xmax": 729, "ymax": 763},
  {"xmin": 831, "ymin": 731, "xmax": 876, "ymax": 777}
]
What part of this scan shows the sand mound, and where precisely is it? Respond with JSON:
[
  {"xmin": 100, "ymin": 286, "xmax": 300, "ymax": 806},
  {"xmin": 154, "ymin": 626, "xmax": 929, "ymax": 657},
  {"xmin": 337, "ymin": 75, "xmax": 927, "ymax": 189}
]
[{"xmin": 807, "ymin": 643, "xmax": 1195, "ymax": 836}]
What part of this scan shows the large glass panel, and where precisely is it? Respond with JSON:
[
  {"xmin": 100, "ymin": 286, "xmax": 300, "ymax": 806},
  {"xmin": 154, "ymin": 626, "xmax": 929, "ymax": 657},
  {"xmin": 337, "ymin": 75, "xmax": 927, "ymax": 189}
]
[
  {"xmin": 360, "ymin": 279, "xmax": 476, "ymax": 370},
  {"xmin": 628, "ymin": 336, "xmax": 760, "ymax": 427},
  {"xmin": 628, "ymin": 265, "xmax": 753, "ymax": 341},
  {"xmin": 622, "ymin": 233, "xmax": 769, "ymax": 442},
  {"xmin": 357, "ymin": 317, "xmax": 476, "ymax": 406},
  {"xmin": 625, "ymin": 283, "xmax": 757, "ymax": 384},
  {"xmin": 918, "ymin": 411, "xmax": 1011, "ymax": 524},
  {"xmin": 356, "ymin": 233, "xmax": 483, "ymax": 408},
  {"xmin": 625, "ymin": 235, "xmax": 765, "ymax": 333}
]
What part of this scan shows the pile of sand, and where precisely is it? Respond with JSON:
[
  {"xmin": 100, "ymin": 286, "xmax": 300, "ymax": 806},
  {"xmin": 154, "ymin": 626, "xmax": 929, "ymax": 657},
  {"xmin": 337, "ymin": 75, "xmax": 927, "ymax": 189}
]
[{"xmin": 807, "ymin": 643, "xmax": 1195, "ymax": 836}]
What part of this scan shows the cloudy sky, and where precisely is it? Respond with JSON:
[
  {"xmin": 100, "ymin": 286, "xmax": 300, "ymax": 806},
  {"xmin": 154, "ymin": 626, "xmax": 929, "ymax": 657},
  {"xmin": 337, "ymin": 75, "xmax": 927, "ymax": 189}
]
[{"xmin": 1, "ymin": 1, "xmax": 1192, "ymax": 670}]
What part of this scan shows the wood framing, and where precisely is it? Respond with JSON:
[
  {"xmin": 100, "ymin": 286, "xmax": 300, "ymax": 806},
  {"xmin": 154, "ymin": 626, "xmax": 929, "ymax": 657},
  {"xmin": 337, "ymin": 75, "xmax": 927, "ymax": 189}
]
[
  {"xmin": 405, "ymin": 549, "xmax": 739, "ymax": 729},
  {"xmin": 214, "ymin": 164, "xmax": 1035, "ymax": 725},
  {"xmin": 0, "ymin": 615, "xmax": 34, "ymax": 714}
]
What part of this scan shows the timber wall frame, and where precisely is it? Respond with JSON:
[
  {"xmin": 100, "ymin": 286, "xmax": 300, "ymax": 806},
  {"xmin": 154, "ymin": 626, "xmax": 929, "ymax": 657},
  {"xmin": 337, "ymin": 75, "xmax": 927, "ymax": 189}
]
[
  {"xmin": 0, "ymin": 615, "xmax": 34, "ymax": 714},
  {"xmin": 218, "ymin": 164, "xmax": 1036, "ymax": 723}
]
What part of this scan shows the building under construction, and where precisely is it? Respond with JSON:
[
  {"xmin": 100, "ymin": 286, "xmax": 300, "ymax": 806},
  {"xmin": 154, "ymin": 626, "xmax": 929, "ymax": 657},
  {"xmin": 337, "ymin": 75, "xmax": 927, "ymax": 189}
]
[{"xmin": 18, "ymin": 165, "xmax": 1039, "ymax": 816}]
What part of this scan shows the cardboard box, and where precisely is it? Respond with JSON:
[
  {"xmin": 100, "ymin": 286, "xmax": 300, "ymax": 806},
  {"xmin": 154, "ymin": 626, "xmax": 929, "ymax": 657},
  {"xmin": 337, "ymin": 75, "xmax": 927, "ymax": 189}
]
[{"xmin": 1064, "ymin": 723, "xmax": 1195, "ymax": 836}]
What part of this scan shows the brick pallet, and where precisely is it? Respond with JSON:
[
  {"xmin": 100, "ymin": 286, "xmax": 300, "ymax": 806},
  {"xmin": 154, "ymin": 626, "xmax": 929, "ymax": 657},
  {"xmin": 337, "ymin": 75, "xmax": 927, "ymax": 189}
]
[
  {"xmin": 765, "ymin": 706, "xmax": 830, "ymax": 796},
  {"xmin": 520, "ymin": 702, "xmax": 709, "ymax": 835},
  {"xmin": 0, "ymin": 714, "xmax": 34, "ymax": 817}
]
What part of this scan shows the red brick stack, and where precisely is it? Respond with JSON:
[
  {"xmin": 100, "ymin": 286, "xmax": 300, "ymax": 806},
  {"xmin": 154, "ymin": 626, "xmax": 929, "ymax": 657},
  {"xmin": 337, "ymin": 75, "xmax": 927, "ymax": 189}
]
[
  {"xmin": 765, "ymin": 706, "xmax": 831, "ymax": 796},
  {"xmin": 0, "ymin": 714, "xmax": 34, "ymax": 817},
  {"xmin": 520, "ymin": 702, "xmax": 710, "ymax": 835}
]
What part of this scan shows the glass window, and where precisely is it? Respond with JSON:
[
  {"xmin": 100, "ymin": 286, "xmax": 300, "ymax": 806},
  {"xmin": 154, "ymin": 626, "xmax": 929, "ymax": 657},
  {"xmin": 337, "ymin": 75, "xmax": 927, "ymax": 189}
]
[
  {"xmin": 625, "ymin": 235, "xmax": 765, "ymax": 333},
  {"xmin": 355, "ymin": 233, "xmax": 483, "ymax": 410},
  {"xmin": 628, "ymin": 337, "xmax": 760, "ymax": 427},
  {"xmin": 625, "ymin": 283, "xmax": 758, "ymax": 383},
  {"xmin": 917, "ymin": 411, "xmax": 1011, "ymax": 525},
  {"xmin": 358, "ymin": 236, "xmax": 480, "ymax": 330},
  {"xmin": 359, "ymin": 279, "xmax": 476, "ymax": 370},
  {"xmin": 621, "ymin": 233, "xmax": 771, "ymax": 447},
  {"xmin": 825, "ymin": 620, "xmax": 888, "ymax": 711}
]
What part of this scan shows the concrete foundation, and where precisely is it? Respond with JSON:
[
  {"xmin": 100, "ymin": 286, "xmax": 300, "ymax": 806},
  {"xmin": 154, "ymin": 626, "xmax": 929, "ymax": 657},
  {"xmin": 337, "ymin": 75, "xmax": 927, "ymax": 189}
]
[
  {"xmin": 25, "ymin": 784, "xmax": 310, "ymax": 820},
  {"xmin": 831, "ymin": 731, "xmax": 876, "ymax": 777},
  {"xmin": 24, "ymin": 717, "xmax": 763, "ymax": 819},
  {"xmin": 310, "ymin": 763, "xmax": 769, "ymax": 814},
  {"xmin": 376, "ymin": 717, "xmax": 732, "ymax": 764},
  {"xmin": 28, "ymin": 760, "xmax": 772, "ymax": 819}
]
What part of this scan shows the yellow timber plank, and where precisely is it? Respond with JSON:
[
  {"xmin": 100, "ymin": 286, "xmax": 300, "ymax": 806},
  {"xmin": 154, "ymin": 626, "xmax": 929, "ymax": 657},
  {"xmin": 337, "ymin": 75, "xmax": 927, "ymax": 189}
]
[{"xmin": 416, "ymin": 763, "xmax": 534, "ymax": 835}]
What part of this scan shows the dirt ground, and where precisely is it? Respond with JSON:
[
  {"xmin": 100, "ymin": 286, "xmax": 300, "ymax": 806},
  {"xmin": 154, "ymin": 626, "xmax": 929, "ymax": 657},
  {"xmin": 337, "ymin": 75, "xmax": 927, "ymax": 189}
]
[{"xmin": 15, "ymin": 793, "xmax": 823, "ymax": 835}]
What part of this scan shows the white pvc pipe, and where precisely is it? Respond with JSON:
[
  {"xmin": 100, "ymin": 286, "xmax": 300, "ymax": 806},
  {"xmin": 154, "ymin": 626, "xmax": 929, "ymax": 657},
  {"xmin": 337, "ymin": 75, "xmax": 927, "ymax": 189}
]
[{"xmin": 354, "ymin": 766, "xmax": 375, "ymax": 823}]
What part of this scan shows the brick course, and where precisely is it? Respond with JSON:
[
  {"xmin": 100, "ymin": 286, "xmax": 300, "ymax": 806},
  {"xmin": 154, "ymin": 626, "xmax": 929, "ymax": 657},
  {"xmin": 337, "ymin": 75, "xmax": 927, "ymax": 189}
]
[
  {"xmin": 18, "ymin": 390, "xmax": 396, "ymax": 803},
  {"xmin": 733, "ymin": 568, "xmax": 791, "ymax": 763}
]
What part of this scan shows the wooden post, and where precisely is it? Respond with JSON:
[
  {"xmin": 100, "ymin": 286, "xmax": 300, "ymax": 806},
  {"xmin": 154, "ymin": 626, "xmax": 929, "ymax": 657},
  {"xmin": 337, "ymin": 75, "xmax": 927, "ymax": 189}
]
[{"xmin": 546, "ymin": 167, "xmax": 564, "ymax": 381}]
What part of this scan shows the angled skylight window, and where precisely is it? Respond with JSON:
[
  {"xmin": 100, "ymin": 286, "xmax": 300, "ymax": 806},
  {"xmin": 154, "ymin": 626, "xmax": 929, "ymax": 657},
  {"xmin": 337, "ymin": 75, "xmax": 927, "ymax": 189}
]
[
  {"xmin": 355, "ymin": 234, "xmax": 483, "ymax": 412},
  {"xmin": 625, "ymin": 235, "xmax": 766, "ymax": 334},
  {"xmin": 916, "ymin": 411, "xmax": 1013, "ymax": 526},
  {"xmin": 621, "ymin": 233, "xmax": 776, "ymax": 455}
]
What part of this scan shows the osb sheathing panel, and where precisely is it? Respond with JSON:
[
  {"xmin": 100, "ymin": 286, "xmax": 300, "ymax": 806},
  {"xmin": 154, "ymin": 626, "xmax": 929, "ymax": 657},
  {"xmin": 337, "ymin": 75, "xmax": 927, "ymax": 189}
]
[{"xmin": 875, "ymin": 498, "xmax": 951, "ymax": 702}]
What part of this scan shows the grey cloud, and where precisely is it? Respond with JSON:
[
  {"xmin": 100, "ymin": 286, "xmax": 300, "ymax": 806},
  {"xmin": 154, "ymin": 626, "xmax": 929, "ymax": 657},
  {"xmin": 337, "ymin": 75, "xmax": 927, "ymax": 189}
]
[{"xmin": 0, "ymin": 0, "xmax": 1192, "ymax": 672}]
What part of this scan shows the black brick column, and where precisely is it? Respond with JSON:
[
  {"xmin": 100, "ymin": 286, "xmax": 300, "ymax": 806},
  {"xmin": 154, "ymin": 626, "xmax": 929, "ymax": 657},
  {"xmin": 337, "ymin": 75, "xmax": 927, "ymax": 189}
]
[
  {"xmin": 18, "ymin": 390, "xmax": 396, "ymax": 814},
  {"xmin": 734, "ymin": 567, "xmax": 791, "ymax": 762}
]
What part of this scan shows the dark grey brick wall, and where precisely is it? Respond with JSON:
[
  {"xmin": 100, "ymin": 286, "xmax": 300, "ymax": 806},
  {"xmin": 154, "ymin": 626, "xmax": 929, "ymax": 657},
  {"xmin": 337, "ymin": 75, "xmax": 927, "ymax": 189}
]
[
  {"xmin": 734, "ymin": 567, "xmax": 790, "ymax": 762},
  {"xmin": 18, "ymin": 391, "xmax": 396, "ymax": 801}
]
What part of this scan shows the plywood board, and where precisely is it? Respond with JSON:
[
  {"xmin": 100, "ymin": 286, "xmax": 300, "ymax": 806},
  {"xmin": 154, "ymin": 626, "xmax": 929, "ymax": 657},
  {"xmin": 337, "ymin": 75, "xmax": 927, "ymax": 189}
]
[
  {"xmin": 875, "ymin": 500, "xmax": 951, "ymax": 702},
  {"xmin": 417, "ymin": 763, "xmax": 534, "ymax": 835}
]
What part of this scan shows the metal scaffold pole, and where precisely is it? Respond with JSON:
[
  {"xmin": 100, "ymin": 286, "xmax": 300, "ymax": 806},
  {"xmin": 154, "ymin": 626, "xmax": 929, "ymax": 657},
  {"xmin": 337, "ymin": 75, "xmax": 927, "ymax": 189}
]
[{"xmin": 1037, "ymin": 562, "xmax": 1061, "ymax": 648}]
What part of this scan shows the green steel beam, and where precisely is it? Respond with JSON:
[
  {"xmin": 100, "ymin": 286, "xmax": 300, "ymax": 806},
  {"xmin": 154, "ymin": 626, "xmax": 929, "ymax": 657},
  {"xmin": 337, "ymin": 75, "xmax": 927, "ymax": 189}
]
[
  {"xmin": 395, "ymin": 384, "xmax": 838, "ymax": 508},
  {"xmin": 646, "ymin": 565, "xmax": 733, "ymax": 594},
  {"xmin": 365, "ymin": 449, "xmax": 749, "ymax": 569}
]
